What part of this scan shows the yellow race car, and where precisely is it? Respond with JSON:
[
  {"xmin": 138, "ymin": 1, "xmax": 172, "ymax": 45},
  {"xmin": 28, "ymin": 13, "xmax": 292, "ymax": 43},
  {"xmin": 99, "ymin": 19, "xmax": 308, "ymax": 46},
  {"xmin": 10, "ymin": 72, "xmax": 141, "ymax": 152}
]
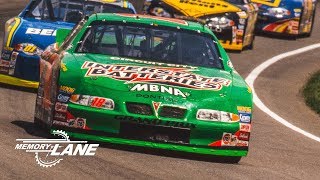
[{"xmin": 142, "ymin": 0, "xmax": 259, "ymax": 51}]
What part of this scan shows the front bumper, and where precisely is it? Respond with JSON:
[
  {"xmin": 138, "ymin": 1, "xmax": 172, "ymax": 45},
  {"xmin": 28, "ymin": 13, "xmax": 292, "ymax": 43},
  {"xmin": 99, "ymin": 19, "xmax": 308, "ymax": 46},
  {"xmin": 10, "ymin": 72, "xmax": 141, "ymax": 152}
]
[
  {"xmin": 51, "ymin": 103, "xmax": 250, "ymax": 157},
  {"xmin": 53, "ymin": 128, "xmax": 248, "ymax": 157},
  {"xmin": 256, "ymin": 16, "xmax": 300, "ymax": 35}
]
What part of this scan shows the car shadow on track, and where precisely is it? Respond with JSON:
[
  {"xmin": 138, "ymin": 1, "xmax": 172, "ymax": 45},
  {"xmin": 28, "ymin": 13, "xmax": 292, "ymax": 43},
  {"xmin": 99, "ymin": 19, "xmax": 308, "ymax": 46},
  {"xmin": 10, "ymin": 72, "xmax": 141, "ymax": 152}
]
[
  {"xmin": 11, "ymin": 120, "xmax": 242, "ymax": 164},
  {"xmin": 255, "ymin": 32, "xmax": 298, "ymax": 40},
  {"xmin": 0, "ymin": 83, "xmax": 37, "ymax": 93},
  {"xmin": 11, "ymin": 120, "xmax": 51, "ymax": 139}
]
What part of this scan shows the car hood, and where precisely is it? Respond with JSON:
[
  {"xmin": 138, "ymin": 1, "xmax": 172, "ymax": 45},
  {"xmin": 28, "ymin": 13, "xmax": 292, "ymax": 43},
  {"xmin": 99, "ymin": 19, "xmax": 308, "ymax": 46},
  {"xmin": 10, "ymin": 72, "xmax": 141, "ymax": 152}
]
[
  {"xmin": 63, "ymin": 54, "xmax": 234, "ymax": 104},
  {"xmin": 162, "ymin": 0, "xmax": 242, "ymax": 17}
]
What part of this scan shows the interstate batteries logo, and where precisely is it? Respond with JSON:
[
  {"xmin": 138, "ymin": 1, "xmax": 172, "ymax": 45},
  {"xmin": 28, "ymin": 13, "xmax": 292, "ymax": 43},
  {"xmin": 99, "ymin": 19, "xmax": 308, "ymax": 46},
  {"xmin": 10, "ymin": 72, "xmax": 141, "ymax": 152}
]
[
  {"xmin": 15, "ymin": 130, "xmax": 99, "ymax": 168},
  {"xmin": 82, "ymin": 61, "xmax": 231, "ymax": 90}
]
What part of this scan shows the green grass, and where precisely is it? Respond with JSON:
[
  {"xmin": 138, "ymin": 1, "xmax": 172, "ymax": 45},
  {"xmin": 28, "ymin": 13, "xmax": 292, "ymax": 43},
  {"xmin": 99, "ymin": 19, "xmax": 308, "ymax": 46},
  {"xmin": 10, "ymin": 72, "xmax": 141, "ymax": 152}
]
[{"xmin": 303, "ymin": 71, "xmax": 320, "ymax": 115}]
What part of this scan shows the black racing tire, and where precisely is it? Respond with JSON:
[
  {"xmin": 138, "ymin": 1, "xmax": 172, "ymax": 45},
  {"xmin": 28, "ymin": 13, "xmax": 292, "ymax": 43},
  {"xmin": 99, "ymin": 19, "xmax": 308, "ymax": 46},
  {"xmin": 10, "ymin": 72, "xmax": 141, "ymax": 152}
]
[
  {"xmin": 300, "ymin": 3, "xmax": 316, "ymax": 38},
  {"xmin": 246, "ymin": 35, "xmax": 255, "ymax": 50},
  {"xmin": 305, "ymin": 6, "xmax": 316, "ymax": 37}
]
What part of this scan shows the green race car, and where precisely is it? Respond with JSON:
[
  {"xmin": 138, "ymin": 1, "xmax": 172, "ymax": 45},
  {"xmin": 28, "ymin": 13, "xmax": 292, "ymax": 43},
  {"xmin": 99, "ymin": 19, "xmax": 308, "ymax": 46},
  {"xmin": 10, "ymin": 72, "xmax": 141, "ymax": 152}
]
[{"xmin": 34, "ymin": 13, "xmax": 253, "ymax": 163}]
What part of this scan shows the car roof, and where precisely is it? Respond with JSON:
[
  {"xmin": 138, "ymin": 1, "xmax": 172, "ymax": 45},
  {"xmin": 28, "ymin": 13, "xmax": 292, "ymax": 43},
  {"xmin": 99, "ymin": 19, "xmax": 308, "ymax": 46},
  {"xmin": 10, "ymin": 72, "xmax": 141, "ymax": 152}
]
[{"xmin": 88, "ymin": 13, "xmax": 213, "ymax": 34}]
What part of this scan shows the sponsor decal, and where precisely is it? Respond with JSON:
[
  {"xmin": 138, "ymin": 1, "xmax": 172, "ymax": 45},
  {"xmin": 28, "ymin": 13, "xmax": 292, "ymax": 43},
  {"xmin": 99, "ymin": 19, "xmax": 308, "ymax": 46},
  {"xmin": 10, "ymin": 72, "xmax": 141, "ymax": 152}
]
[
  {"xmin": 0, "ymin": 66, "xmax": 9, "ymax": 74},
  {"xmin": 57, "ymin": 93, "xmax": 70, "ymax": 103},
  {"xmin": 15, "ymin": 130, "xmax": 99, "ymax": 167},
  {"xmin": 178, "ymin": 0, "xmax": 229, "ymax": 9},
  {"xmin": 1, "ymin": 51, "xmax": 11, "ymax": 60},
  {"xmin": 237, "ymin": 106, "xmax": 251, "ymax": 113},
  {"xmin": 15, "ymin": 43, "xmax": 42, "ymax": 56},
  {"xmin": 54, "ymin": 112, "xmax": 67, "ymax": 122},
  {"xmin": 76, "ymin": 118, "xmax": 86, "ymax": 129},
  {"xmin": 240, "ymin": 123, "xmax": 251, "ymax": 132},
  {"xmin": 221, "ymin": 132, "xmax": 238, "ymax": 146},
  {"xmin": 55, "ymin": 102, "xmax": 68, "ymax": 113},
  {"xmin": 237, "ymin": 106, "xmax": 252, "ymax": 123},
  {"xmin": 61, "ymin": 63, "xmax": 68, "ymax": 72},
  {"xmin": 239, "ymin": 113, "xmax": 251, "ymax": 123},
  {"xmin": 236, "ymin": 140, "xmax": 249, "ymax": 147},
  {"xmin": 26, "ymin": 28, "xmax": 57, "ymax": 36},
  {"xmin": 227, "ymin": 60, "xmax": 234, "ymax": 69},
  {"xmin": 210, "ymin": 131, "xmax": 250, "ymax": 147},
  {"xmin": 131, "ymin": 84, "xmax": 189, "ymax": 97},
  {"xmin": 136, "ymin": 94, "xmax": 178, "ymax": 103},
  {"xmin": 238, "ymin": 25, "xmax": 245, "ymax": 30},
  {"xmin": 239, "ymin": 18, "xmax": 246, "ymax": 25},
  {"xmin": 115, "ymin": 115, "xmax": 196, "ymax": 128},
  {"xmin": 0, "ymin": 60, "xmax": 10, "ymax": 68},
  {"xmin": 59, "ymin": 86, "xmax": 75, "ymax": 94},
  {"xmin": 110, "ymin": 56, "xmax": 197, "ymax": 69},
  {"xmin": 82, "ymin": 61, "xmax": 231, "ymax": 91},
  {"xmin": 238, "ymin": 132, "xmax": 250, "ymax": 141},
  {"xmin": 11, "ymin": 52, "xmax": 19, "ymax": 61}
]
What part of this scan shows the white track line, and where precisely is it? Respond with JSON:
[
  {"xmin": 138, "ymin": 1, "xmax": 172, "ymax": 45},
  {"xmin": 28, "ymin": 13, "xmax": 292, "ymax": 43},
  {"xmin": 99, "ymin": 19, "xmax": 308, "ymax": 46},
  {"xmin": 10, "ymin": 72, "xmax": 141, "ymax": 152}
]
[{"xmin": 245, "ymin": 43, "xmax": 320, "ymax": 142}]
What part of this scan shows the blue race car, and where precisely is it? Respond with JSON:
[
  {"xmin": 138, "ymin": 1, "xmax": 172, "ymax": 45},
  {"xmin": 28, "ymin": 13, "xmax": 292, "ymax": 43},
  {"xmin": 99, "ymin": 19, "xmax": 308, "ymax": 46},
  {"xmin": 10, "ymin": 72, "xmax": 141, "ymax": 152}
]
[
  {"xmin": 252, "ymin": 0, "xmax": 317, "ymax": 37},
  {"xmin": 0, "ymin": 0, "xmax": 136, "ymax": 88}
]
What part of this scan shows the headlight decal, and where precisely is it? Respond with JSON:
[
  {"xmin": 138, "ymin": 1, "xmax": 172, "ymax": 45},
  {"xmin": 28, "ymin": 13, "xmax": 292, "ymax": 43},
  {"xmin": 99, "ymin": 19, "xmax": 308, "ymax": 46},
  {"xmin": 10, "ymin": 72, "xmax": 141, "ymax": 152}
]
[
  {"xmin": 266, "ymin": 7, "xmax": 291, "ymax": 18},
  {"xmin": 70, "ymin": 94, "xmax": 115, "ymax": 110},
  {"xmin": 196, "ymin": 109, "xmax": 239, "ymax": 122},
  {"xmin": 207, "ymin": 16, "xmax": 235, "ymax": 30}
]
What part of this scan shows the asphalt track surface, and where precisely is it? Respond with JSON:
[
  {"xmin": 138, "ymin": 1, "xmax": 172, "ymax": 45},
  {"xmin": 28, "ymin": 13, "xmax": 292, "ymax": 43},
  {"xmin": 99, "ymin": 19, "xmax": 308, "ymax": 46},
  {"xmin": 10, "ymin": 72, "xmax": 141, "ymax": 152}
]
[{"xmin": 0, "ymin": 1, "xmax": 320, "ymax": 179}]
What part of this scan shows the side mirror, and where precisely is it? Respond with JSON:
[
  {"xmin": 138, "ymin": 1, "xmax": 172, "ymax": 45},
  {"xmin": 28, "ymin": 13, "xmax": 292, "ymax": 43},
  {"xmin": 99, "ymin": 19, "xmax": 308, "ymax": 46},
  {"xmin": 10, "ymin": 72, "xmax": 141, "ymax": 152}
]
[{"xmin": 56, "ymin": 29, "xmax": 71, "ymax": 48}]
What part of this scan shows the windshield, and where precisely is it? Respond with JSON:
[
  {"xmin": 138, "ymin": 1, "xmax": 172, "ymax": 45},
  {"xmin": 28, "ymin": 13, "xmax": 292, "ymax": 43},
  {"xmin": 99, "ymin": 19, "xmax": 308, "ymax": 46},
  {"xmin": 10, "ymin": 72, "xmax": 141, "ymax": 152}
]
[
  {"xmin": 76, "ymin": 22, "xmax": 223, "ymax": 69},
  {"xmin": 25, "ymin": 0, "xmax": 135, "ymax": 23}
]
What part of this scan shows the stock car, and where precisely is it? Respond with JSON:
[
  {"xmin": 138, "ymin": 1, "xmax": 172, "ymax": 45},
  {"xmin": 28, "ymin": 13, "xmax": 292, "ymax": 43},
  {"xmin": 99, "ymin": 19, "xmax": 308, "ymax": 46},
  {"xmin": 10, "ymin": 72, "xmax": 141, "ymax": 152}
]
[
  {"xmin": 0, "ymin": 0, "xmax": 136, "ymax": 88},
  {"xmin": 142, "ymin": 0, "xmax": 259, "ymax": 51},
  {"xmin": 252, "ymin": 0, "xmax": 317, "ymax": 36},
  {"xmin": 34, "ymin": 13, "xmax": 253, "ymax": 163}
]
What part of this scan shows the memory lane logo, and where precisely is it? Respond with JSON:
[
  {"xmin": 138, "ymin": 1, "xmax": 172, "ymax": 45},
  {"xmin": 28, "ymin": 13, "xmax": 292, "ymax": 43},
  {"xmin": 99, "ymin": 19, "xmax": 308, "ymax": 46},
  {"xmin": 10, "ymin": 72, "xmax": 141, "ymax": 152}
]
[{"xmin": 15, "ymin": 130, "xmax": 99, "ymax": 168}]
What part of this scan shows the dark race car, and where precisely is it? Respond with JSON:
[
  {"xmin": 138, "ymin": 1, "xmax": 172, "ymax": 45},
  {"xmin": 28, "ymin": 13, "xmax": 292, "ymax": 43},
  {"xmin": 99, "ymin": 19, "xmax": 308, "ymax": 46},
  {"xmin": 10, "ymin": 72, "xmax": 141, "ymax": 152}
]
[
  {"xmin": 142, "ymin": 0, "xmax": 259, "ymax": 51},
  {"xmin": 0, "ymin": 0, "xmax": 136, "ymax": 88},
  {"xmin": 252, "ymin": 0, "xmax": 317, "ymax": 36}
]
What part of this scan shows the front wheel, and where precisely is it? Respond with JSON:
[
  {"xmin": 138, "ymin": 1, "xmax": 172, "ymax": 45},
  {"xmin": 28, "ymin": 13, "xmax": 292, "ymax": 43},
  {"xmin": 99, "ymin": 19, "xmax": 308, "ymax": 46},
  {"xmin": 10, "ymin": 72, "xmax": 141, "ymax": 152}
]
[{"xmin": 305, "ymin": 7, "xmax": 316, "ymax": 37}]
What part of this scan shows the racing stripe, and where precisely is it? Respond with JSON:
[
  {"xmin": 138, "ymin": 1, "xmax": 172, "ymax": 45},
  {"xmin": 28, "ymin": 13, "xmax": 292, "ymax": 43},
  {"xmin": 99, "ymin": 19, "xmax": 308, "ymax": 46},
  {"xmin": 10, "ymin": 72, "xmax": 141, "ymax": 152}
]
[{"xmin": 6, "ymin": 17, "xmax": 21, "ymax": 47}]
